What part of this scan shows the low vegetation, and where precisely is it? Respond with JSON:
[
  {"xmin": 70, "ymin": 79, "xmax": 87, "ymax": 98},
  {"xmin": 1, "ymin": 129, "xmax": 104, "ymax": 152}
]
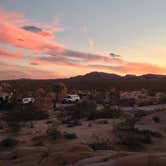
[
  {"xmin": 152, "ymin": 116, "xmax": 161, "ymax": 123},
  {"xmin": 65, "ymin": 100, "xmax": 121, "ymax": 120},
  {"xmin": 0, "ymin": 138, "xmax": 18, "ymax": 148},
  {"xmin": 87, "ymin": 135, "xmax": 112, "ymax": 150},
  {"xmin": 3, "ymin": 104, "xmax": 49, "ymax": 133},
  {"xmin": 64, "ymin": 132, "xmax": 77, "ymax": 139},
  {"xmin": 114, "ymin": 118, "xmax": 162, "ymax": 150}
]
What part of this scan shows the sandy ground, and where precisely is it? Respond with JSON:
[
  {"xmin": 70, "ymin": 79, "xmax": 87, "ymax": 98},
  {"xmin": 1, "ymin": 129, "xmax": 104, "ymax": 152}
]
[{"xmin": 1, "ymin": 107, "xmax": 166, "ymax": 165}]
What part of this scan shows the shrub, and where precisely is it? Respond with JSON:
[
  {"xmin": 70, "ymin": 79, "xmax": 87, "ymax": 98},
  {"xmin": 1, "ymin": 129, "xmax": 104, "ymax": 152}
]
[
  {"xmin": 47, "ymin": 127, "xmax": 61, "ymax": 139},
  {"xmin": 116, "ymin": 129, "xmax": 153, "ymax": 150},
  {"xmin": 119, "ymin": 98, "xmax": 136, "ymax": 107},
  {"xmin": 0, "ymin": 138, "xmax": 18, "ymax": 148},
  {"xmin": 98, "ymin": 106, "xmax": 121, "ymax": 119},
  {"xmin": 66, "ymin": 100, "xmax": 97, "ymax": 119},
  {"xmin": 137, "ymin": 99, "xmax": 154, "ymax": 106},
  {"xmin": 66, "ymin": 100, "xmax": 121, "ymax": 120},
  {"xmin": 135, "ymin": 110, "xmax": 149, "ymax": 119},
  {"xmin": 152, "ymin": 116, "xmax": 160, "ymax": 123},
  {"xmin": 64, "ymin": 132, "xmax": 77, "ymax": 139},
  {"xmin": 47, "ymin": 120, "xmax": 61, "ymax": 139},
  {"xmin": 114, "ymin": 118, "xmax": 162, "ymax": 150},
  {"xmin": 65, "ymin": 120, "xmax": 82, "ymax": 128},
  {"xmin": 87, "ymin": 135, "xmax": 112, "ymax": 150},
  {"xmin": 158, "ymin": 93, "xmax": 166, "ymax": 104},
  {"xmin": 3, "ymin": 105, "xmax": 49, "ymax": 133}
]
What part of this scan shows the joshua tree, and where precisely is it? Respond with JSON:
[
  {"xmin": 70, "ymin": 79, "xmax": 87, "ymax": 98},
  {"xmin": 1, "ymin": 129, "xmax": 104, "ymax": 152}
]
[{"xmin": 52, "ymin": 82, "xmax": 67, "ymax": 110}]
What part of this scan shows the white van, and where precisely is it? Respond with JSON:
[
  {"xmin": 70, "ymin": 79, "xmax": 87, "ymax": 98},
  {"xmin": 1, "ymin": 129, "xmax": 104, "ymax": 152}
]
[
  {"xmin": 63, "ymin": 94, "xmax": 80, "ymax": 103},
  {"xmin": 22, "ymin": 97, "xmax": 35, "ymax": 104}
]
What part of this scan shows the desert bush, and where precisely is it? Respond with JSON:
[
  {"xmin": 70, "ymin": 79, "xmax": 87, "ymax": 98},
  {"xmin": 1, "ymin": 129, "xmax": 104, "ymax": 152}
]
[
  {"xmin": 64, "ymin": 132, "xmax": 77, "ymax": 139},
  {"xmin": 0, "ymin": 138, "xmax": 18, "ymax": 148},
  {"xmin": 119, "ymin": 98, "xmax": 136, "ymax": 107},
  {"xmin": 0, "ymin": 99, "xmax": 15, "ymax": 111},
  {"xmin": 65, "ymin": 120, "xmax": 82, "ymax": 127},
  {"xmin": 47, "ymin": 120, "xmax": 61, "ymax": 139},
  {"xmin": 148, "ymin": 90, "xmax": 156, "ymax": 96},
  {"xmin": 134, "ymin": 110, "xmax": 150, "ymax": 121},
  {"xmin": 47, "ymin": 127, "xmax": 61, "ymax": 139},
  {"xmin": 152, "ymin": 116, "xmax": 160, "ymax": 123},
  {"xmin": 117, "ymin": 131, "xmax": 145, "ymax": 150},
  {"xmin": 98, "ymin": 106, "xmax": 121, "ymax": 119},
  {"xmin": 137, "ymin": 99, "xmax": 155, "ymax": 106},
  {"xmin": 158, "ymin": 93, "xmax": 166, "ymax": 104},
  {"xmin": 66, "ymin": 100, "xmax": 97, "ymax": 119},
  {"xmin": 114, "ymin": 119, "xmax": 162, "ymax": 150},
  {"xmin": 87, "ymin": 135, "xmax": 112, "ymax": 150},
  {"xmin": 3, "ymin": 105, "xmax": 49, "ymax": 132},
  {"xmin": 66, "ymin": 101, "xmax": 121, "ymax": 120}
]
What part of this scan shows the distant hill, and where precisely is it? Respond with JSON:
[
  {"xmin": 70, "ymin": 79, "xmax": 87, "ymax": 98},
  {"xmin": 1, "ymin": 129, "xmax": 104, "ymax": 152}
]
[
  {"xmin": 68, "ymin": 72, "xmax": 166, "ymax": 81},
  {"xmin": 69, "ymin": 72, "xmax": 121, "ymax": 81},
  {"xmin": 1, "ymin": 71, "xmax": 166, "ymax": 92}
]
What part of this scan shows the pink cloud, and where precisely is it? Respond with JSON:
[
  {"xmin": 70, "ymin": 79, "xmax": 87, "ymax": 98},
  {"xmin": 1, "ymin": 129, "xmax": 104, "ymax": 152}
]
[
  {"xmin": 0, "ymin": 61, "xmax": 58, "ymax": 80},
  {"xmin": 0, "ymin": 47, "xmax": 22, "ymax": 58},
  {"xmin": 0, "ymin": 10, "xmax": 166, "ymax": 79},
  {"xmin": 0, "ymin": 10, "xmax": 64, "ymax": 55}
]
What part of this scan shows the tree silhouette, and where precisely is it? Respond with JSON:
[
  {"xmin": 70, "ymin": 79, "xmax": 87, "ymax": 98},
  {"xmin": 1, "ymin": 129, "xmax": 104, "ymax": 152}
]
[{"xmin": 52, "ymin": 82, "xmax": 67, "ymax": 110}]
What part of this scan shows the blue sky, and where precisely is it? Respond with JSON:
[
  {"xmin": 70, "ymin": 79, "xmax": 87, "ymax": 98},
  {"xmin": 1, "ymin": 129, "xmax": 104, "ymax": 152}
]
[
  {"xmin": 0, "ymin": 0, "xmax": 166, "ymax": 79},
  {"xmin": 1, "ymin": 0, "xmax": 166, "ymax": 52}
]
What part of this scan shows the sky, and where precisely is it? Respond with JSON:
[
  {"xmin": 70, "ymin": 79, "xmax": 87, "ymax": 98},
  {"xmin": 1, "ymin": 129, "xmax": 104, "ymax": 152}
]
[{"xmin": 0, "ymin": 0, "xmax": 166, "ymax": 80}]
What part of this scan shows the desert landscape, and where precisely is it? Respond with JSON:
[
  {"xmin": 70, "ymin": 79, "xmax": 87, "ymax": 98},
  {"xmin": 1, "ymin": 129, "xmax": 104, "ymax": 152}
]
[
  {"xmin": 0, "ymin": 72, "xmax": 166, "ymax": 165},
  {"xmin": 1, "ymin": 0, "xmax": 166, "ymax": 165}
]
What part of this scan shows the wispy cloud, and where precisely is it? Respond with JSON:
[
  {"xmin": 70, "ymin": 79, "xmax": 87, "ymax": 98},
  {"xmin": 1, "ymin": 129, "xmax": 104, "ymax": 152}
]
[
  {"xmin": 0, "ymin": 61, "xmax": 58, "ymax": 80},
  {"xmin": 0, "ymin": 10, "xmax": 166, "ymax": 79},
  {"xmin": 0, "ymin": 47, "xmax": 22, "ymax": 58}
]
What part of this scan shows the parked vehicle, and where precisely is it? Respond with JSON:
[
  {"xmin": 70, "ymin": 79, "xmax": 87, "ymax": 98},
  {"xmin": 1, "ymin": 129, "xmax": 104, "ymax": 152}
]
[
  {"xmin": 22, "ymin": 97, "xmax": 35, "ymax": 104},
  {"xmin": 63, "ymin": 94, "xmax": 80, "ymax": 103}
]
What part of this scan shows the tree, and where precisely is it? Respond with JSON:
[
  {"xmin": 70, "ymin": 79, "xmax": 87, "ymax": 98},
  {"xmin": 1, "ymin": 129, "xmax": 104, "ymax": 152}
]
[{"xmin": 52, "ymin": 82, "xmax": 67, "ymax": 110}]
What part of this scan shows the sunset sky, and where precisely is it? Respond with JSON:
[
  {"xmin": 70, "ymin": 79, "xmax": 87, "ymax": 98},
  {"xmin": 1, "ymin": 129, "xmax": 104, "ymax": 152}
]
[{"xmin": 0, "ymin": 0, "xmax": 166, "ymax": 80}]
